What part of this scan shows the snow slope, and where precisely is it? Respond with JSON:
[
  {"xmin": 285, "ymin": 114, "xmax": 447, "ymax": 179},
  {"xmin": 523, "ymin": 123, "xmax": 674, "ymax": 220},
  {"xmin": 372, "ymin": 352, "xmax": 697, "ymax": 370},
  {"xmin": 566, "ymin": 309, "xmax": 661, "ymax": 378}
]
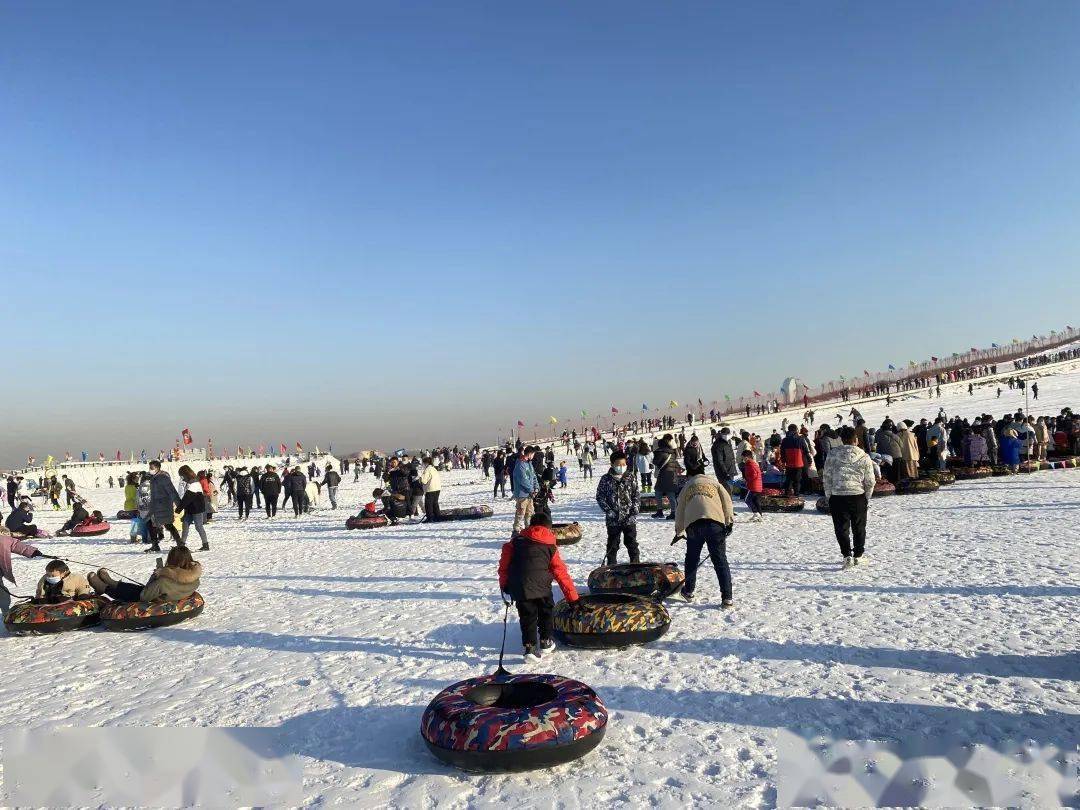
[{"xmin": 2, "ymin": 365, "xmax": 1078, "ymax": 808}]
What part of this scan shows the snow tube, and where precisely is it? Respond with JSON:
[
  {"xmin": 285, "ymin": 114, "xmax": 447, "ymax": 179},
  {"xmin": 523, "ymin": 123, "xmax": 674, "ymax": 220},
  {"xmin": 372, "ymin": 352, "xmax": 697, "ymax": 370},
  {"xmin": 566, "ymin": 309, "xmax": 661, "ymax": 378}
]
[
  {"xmin": 757, "ymin": 494, "xmax": 805, "ymax": 512},
  {"xmin": 71, "ymin": 521, "xmax": 110, "ymax": 537},
  {"xmin": 732, "ymin": 482, "xmax": 786, "ymax": 498},
  {"xmin": 991, "ymin": 465, "xmax": 1015, "ymax": 477},
  {"xmin": 896, "ymin": 478, "xmax": 940, "ymax": 495},
  {"xmin": 435, "ymin": 505, "xmax": 493, "ymax": 521},
  {"xmin": 953, "ymin": 467, "xmax": 992, "ymax": 480},
  {"xmin": 639, "ymin": 494, "xmax": 672, "ymax": 512},
  {"xmin": 116, "ymin": 510, "xmax": 138, "ymax": 520},
  {"xmin": 587, "ymin": 562, "xmax": 684, "ymax": 599},
  {"xmin": 420, "ymin": 673, "xmax": 607, "ymax": 772},
  {"xmin": 872, "ymin": 481, "xmax": 896, "ymax": 497},
  {"xmin": 4, "ymin": 597, "xmax": 106, "ymax": 635},
  {"xmin": 346, "ymin": 515, "xmax": 389, "ymax": 530},
  {"xmin": 100, "ymin": 592, "xmax": 204, "ymax": 631},
  {"xmin": 552, "ymin": 522, "xmax": 582, "ymax": 546},
  {"xmin": 553, "ymin": 594, "xmax": 670, "ymax": 648},
  {"xmin": 1018, "ymin": 460, "xmax": 1039, "ymax": 474},
  {"xmin": 815, "ymin": 496, "xmax": 829, "ymax": 513},
  {"xmin": 921, "ymin": 469, "xmax": 956, "ymax": 485}
]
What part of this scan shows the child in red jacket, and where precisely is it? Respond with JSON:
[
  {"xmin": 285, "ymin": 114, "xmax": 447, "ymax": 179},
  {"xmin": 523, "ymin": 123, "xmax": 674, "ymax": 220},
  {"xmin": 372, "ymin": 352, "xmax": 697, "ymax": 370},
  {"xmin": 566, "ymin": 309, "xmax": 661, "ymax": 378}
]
[
  {"xmin": 741, "ymin": 450, "xmax": 764, "ymax": 522},
  {"xmin": 498, "ymin": 513, "xmax": 579, "ymax": 661}
]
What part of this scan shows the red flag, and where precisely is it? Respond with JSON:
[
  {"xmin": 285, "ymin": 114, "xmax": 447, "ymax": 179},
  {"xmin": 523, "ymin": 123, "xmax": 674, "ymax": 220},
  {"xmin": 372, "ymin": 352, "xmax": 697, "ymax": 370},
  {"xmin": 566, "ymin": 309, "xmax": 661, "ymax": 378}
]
[
  {"xmin": 931, "ymin": 356, "xmax": 939, "ymax": 362},
  {"xmin": 181, "ymin": 428, "xmax": 193, "ymax": 446},
  {"xmin": 753, "ymin": 391, "xmax": 761, "ymax": 397},
  {"xmin": 611, "ymin": 406, "xmax": 619, "ymax": 414},
  {"xmin": 279, "ymin": 443, "xmax": 287, "ymax": 455},
  {"xmin": 863, "ymin": 370, "xmax": 870, "ymax": 377},
  {"xmin": 115, "ymin": 450, "xmax": 121, "ymax": 461},
  {"xmin": 516, "ymin": 420, "xmax": 525, "ymax": 427},
  {"xmin": 296, "ymin": 441, "xmax": 303, "ymax": 452},
  {"xmin": 970, "ymin": 347, "xmax": 978, "ymax": 353}
]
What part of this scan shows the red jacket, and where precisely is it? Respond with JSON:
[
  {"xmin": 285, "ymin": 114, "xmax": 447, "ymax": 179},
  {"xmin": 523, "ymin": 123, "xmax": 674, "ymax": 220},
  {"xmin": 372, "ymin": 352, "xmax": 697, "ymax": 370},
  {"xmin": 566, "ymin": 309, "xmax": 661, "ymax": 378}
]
[
  {"xmin": 780, "ymin": 434, "xmax": 806, "ymax": 469},
  {"xmin": 743, "ymin": 459, "xmax": 763, "ymax": 493},
  {"xmin": 498, "ymin": 525, "xmax": 578, "ymax": 602}
]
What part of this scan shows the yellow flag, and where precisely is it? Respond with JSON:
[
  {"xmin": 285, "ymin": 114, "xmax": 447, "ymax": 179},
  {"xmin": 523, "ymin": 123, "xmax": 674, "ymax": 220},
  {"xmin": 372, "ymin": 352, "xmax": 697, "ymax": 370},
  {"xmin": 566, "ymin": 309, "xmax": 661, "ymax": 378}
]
[
  {"xmin": 549, "ymin": 416, "xmax": 558, "ymax": 424},
  {"xmin": 668, "ymin": 400, "xmax": 679, "ymax": 408}
]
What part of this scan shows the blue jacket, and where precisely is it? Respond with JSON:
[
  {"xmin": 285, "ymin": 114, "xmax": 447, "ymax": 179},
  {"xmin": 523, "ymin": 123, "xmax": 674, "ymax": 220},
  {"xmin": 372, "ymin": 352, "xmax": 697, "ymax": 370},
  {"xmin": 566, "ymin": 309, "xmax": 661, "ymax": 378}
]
[
  {"xmin": 511, "ymin": 457, "xmax": 539, "ymax": 499},
  {"xmin": 1000, "ymin": 436, "xmax": 1021, "ymax": 466}
]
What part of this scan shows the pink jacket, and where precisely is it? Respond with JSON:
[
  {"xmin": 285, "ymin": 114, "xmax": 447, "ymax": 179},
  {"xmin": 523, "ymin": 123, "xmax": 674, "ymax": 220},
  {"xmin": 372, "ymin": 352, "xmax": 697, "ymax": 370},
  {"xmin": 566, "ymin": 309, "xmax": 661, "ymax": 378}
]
[{"xmin": 1, "ymin": 533, "xmax": 39, "ymax": 584}]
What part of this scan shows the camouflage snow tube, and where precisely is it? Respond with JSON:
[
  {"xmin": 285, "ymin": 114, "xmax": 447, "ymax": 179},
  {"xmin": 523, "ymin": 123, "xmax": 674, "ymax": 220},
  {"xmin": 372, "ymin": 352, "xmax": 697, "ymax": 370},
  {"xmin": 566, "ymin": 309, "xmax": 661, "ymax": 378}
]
[
  {"xmin": 639, "ymin": 493, "xmax": 672, "ymax": 512},
  {"xmin": 100, "ymin": 592, "xmax": 205, "ymax": 631},
  {"xmin": 587, "ymin": 562, "xmax": 684, "ymax": 599},
  {"xmin": 552, "ymin": 522, "xmax": 582, "ymax": 546},
  {"xmin": 4, "ymin": 597, "xmax": 106, "ymax": 635},
  {"xmin": 420, "ymin": 673, "xmax": 607, "ymax": 772},
  {"xmin": 554, "ymin": 593, "xmax": 670, "ymax": 648},
  {"xmin": 72, "ymin": 521, "xmax": 111, "ymax": 537},
  {"xmin": 1018, "ymin": 460, "xmax": 1039, "ymax": 474},
  {"xmin": 953, "ymin": 467, "xmax": 993, "ymax": 481},
  {"xmin": 346, "ymin": 515, "xmax": 389, "ymax": 530},
  {"xmin": 435, "ymin": 505, "xmax": 494, "ymax": 521},
  {"xmin": 815, "ymin": 496, "xmax": 830, "ymax": 513},
  {"xmin": 920, "ymin": 469, "xmax": 956, "ymax": 485},
  {"xmin": 991, "ymin": 465, "xmax": 1015, "ymax": 477},
  {"xmin": 896, "ymin": 478, "xmax": 940, "ymax": 495},
  {"xmin": 758, "ymin": 494, "xmax": 806, "ymax": 512},
  {"xmin": 872, "ymin": 480, "xmax": 896, "ymax": 497},
  {"xmin": 116, "ymin": 510, "xmax": 138, "ymax": 520}
]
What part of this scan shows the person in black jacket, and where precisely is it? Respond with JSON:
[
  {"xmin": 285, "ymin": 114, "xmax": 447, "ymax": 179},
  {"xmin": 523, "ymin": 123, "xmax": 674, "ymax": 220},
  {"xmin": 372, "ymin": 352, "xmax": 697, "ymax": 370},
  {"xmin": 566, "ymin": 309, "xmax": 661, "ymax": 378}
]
[
  {"xmin": 5, "ymin": 500, "xmax": 39, "ymax": 537},
  {"xmin": 323, "ymin": 464, "xmax": 341, "ymax": 510},
  {"xmin": 177, "ymin": 465, "xmax": 210, "ymax": 550},
  {"xmin": 235, "ymin": 467, "xmax": 254, "ymax": 520},
  {"xmin": 285, "ymin": 468, "xmax": 307, "ymax": 517},
  {"xmin": 252, "ymin": 467, "xmax": 262, "ymax": 509},
  {"xmin": 260, "ymin": 464, "xmax": 281, "ymax": 518},
  {"xmin": 711, "ymin": 428, "xmax": 737, "ymax": 494},
  {"xmin": 57, "ymin": 499, "xmax": 90, "ymax": 535},
  {"xmin": 492, "ymin": 452, "xmax": 508, "ymax": 499}
]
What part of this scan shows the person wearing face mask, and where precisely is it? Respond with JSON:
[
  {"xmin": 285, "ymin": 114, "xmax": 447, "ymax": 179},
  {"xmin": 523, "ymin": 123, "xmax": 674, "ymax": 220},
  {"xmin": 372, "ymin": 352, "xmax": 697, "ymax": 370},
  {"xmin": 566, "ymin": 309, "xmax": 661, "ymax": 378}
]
[
  {"xmin": 35, "ymin": 559, "xmax": 93, "ymax": 603},
  {"xmin": 595, "ymin": 450, "xmax": 640, "ymax": 565}
]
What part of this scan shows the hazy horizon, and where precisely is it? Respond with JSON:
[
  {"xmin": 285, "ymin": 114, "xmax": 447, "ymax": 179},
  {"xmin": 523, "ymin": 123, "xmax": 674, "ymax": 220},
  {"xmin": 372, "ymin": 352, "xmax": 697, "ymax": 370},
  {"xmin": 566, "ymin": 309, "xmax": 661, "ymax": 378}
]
[{"xmin": 3, "ymin": 3, "xmax": 1079, "ymax": 467}]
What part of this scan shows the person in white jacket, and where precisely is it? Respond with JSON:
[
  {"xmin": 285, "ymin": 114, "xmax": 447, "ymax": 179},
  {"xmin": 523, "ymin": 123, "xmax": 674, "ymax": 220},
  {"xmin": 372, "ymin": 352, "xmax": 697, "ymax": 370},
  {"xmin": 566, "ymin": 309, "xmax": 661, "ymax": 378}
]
[
  {"xmin": 823, "ymin": 425, "xmax": 876, "ymax": 570},
  {"xmin": 421, "ymin": 457, "xmax": 442, "ymax": 521}
]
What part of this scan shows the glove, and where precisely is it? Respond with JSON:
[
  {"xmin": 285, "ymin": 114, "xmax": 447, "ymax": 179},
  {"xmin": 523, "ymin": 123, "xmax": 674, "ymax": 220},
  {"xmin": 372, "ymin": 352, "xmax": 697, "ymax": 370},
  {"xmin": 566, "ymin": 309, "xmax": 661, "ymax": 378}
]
[
  {"xmin": 670, "ymin": 534, "xmax": 685, "ymax": 546},
  {"xmin": 32, "ymin": 549, "xmax": 44, "ymax": 557}
]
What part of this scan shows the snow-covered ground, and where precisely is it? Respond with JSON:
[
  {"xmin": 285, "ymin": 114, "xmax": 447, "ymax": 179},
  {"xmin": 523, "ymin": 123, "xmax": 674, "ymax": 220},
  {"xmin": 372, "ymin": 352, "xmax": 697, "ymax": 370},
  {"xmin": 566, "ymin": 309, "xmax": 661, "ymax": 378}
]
[{"xmin": 3, "ymin": 364, "xmax": 1079, "ymax": 808}]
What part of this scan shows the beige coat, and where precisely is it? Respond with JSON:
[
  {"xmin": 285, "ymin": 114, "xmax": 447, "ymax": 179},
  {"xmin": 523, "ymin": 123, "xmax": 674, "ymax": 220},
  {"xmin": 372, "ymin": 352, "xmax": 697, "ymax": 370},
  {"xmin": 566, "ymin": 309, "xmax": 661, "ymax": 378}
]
[
  {"xmin": 35, "ymin": 572, "xmax": 93, "ymax": 600},
  {"xmin": 898, "ymin": 427, "xmax": 920, "ymax": 478},
  {"xmin": 673, "ymin": 474, "xmax": 734, "ymax": 536},
  {"xmin": 140, "ymin": 562, "xmax": 201, "ymax": 602}
]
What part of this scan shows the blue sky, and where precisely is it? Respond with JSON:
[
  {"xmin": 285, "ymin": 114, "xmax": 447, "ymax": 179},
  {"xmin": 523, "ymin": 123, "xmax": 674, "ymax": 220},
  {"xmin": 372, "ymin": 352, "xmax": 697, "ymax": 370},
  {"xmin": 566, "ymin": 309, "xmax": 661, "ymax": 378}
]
[{"xmin": 2, "ymin": 2, "xmax": 1078, "ymax": 464}]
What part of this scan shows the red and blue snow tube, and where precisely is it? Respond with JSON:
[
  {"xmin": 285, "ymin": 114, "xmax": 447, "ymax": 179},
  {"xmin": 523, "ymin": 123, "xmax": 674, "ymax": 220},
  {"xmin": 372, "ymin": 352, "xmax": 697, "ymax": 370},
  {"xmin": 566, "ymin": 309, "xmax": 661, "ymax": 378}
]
[{"xmin": 421, "ymin": 673, "xmax": 607, "ymax": 771}]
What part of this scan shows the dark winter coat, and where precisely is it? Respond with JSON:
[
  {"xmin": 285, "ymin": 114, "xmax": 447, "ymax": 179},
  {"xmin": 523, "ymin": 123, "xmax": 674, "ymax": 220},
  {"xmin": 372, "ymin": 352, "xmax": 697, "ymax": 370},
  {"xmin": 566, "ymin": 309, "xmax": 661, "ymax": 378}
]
[
  {"xmin": 179, "ymin": 482, "xmax": 207, "ymax": 515},
  {"xmin": 5, "ymin": 505, "xmax": 36, "ymax": 535},
  {"xmin": 595, "ymin": 469, "xmax": 640, "ymax": 526},
  {"xmin": 683, "ymin": 440, "xmax": 705, "ymax": 474},
  {"xmin": 324, "ymin": 470, "xmax": 341, "ymax": 488},
  {"xmin": 148, "ymin": 471, "xmax": 181, "ymax": 525},
  {"xmin": 711, "ymin": 437, "xmax": 737, "ymax": 482},
  {"xmin": 498, "ymin": 526, "xmax": 578, "ymax": 602},
  {"xmin": 260, "ymin": 471, "xmax": 281, "ymax": 499},
  {"xmin": 235, "ymin": 473, "xmax": 254, "ymax": 497},
  {"xmin": 653, "ymin": 442, "xmax": 682, "ymax": 491}
]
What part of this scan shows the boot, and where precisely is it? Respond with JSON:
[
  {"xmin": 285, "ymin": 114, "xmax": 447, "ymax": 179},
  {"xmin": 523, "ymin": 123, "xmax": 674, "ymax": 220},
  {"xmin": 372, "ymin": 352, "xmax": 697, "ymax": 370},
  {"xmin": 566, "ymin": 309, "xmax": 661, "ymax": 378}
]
[
  {"xmin": 199, "ymin": 542, "xmax": 210, "ymax": 551},
  {"xmin": 145, "ymin": 544, "xmax": 161, "ymax": 554}
]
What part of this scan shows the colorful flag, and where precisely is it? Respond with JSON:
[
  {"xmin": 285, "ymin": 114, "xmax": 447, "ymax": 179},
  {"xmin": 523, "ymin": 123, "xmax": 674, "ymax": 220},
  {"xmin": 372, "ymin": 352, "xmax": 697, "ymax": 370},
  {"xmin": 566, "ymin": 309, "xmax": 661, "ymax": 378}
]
[
  {"xmin": 182, "ymin": 428, "xmax": 193, "ymax": 446},
  {"xmin": 931, "ymin": 356, "xmax": 939, "ymax": 362},
  {"xmin": 888, "ymin": 364, "xmax": 896, "ymax": 370},
  {"xmin": 863, "ymin": 370, "xmax": 869, "ymax": 377},
  {"xmin": 970, "ymin": 347, "xmax": 978, "ymax": 353},
  {"xmin": 115, "ymin": 450, "xmax": 121, "ymax": 461},
  {"xmin": 753, "ymin": 391, "xmax": 761, "ymax": 397},
  {"xmin": 724, "ymin": 394, "xmax": 731, "ymax": 401},
  {"xmin": 611, "ymin": 406, "xmax": 619, "ymax": 414},
  {"xmin": 81, "ymin": 451, "xmax": 87, "ymax": 462},
  {"xmin": 668, "ymin": 400, "xmax": 679, "ymax": 408},
  {"xmin": 45, "ymin": 454, "xmax": 54, "ymax": 467},
  {"xmin": 641, "ymin": 403, "xmax": 648, "ymax": 412},
  {"xmin": 549, "ymin": 416, "xmax": 558, "ymax": 424},
  {"xmin": 580, "ymin": 409, "xmax": 587, "ymax": 418},
  {"xmin": 991, "ymin": 343, "xmax": 999, "ymax": 348},
  {"xmin": 517, "ymin": 420, "xmax": 525, "ymax": 428},
  {"xmin": 280, "ymin": 443, "xmax": 287, "ymax": 455},
  {"xmin": 296, "ymin": 441, "xmax": 303, "ymax": 452},
  {"xmin": 98, "ymin": 452, "xmax": 104, "ymax": 462}
]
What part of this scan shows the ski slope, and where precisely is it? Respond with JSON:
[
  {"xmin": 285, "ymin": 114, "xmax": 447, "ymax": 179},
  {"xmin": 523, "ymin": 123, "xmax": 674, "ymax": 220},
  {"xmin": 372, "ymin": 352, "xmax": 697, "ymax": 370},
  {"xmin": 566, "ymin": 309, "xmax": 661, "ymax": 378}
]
[{"xmin": 2, "ymin": 364, "xmax": 1078, "ymax": 808}]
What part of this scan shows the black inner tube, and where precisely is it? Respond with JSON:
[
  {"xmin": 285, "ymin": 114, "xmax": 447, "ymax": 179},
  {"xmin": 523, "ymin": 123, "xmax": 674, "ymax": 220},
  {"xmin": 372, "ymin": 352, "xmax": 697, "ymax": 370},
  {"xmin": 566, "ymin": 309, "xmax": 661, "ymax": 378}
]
[
  {"xmin": 579, "ymin": 594, "xmax": 639, "ymax": 606},
  {"xmin": 465, "ymin": 682, "xmax": 559, "ymax": 709}
]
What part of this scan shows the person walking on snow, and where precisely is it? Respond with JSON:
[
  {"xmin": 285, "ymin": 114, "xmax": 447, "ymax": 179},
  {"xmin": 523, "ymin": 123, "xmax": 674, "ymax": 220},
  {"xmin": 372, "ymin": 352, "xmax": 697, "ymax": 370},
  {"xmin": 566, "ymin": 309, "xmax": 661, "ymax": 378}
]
[
  {"xmin": 511, "ymin": 447, "xmax": 539, "ymax": 534},
  {"xmin": 595, "ymin": 451, "xmax": 640, "ymax": 565},
  {"xmin": 421, "ymin": 456, "xmax": 441, "ymax": 521},
  {"xmin": 672, "ymin": 469, "xmax": 735, "ymax": 606},
  {"xmin": 823, "ymin": 426, "xmax": 876, "ymax": 569},
  {"xmin": 498, "ymin": 513, "xmax": 579, "ymax": 662},
  {"xmin": 323, "ymin": 464, "xmax": 341, "ymax": 510}
]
